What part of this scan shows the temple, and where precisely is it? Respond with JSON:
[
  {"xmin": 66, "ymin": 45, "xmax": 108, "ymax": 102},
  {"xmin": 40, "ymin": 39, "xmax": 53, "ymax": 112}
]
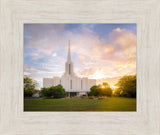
[{"xmin": 43, "ymin": 40, "xmax": 96, "ymax": 96}]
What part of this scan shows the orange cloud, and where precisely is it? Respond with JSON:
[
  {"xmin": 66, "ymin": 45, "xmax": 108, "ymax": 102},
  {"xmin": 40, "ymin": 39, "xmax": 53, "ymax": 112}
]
[
  {"xmin": 79, "ymin": 68, "xmax": 95, "ymax": 76},
  {"xmin": 109, "ymin": 27, "xmax": 136, "ymax": 56},
  {"xmin": 25, "ymin": 25, "xmax": 136, "ymax": 87},
  {"xmin": 104, "ymin": 45, "xmax": 114, "ymax": 53},
  {"xmin": 78, "ymin": 55, "xmax": 85, "ymax": 60}
]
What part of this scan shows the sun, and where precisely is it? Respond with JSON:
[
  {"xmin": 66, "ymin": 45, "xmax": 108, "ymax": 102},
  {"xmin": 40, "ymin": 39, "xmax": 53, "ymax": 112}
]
[{"xmin": 101, "ymin": 85, "xmax": 105, "ymax": 88}]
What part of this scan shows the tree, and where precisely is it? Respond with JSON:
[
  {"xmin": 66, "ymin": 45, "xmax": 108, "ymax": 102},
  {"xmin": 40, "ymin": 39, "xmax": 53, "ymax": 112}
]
[
  {"xmin": 51, "ymin": 85, "xmax": 66, "ymax": 98},
  {"xmin": 89, "ymin": 85, "xmax": 101, "ymax": 96},
  {"xmin": 115, "ymin": 75, "xmax": 136, "ymax": 98},
  {"xmin": 89, "ymin": 83, "xmax": 113, "ymax": 97},
  {"xmin": 102, "ymin": 82, "xmax": 110, "ymax": 88},
  {"xmin": 101, "ymin": 87, "xmax": 112, "ymax": 97},
  {"xmin": 24, "ymin": 76, "xmax": 38, "ymax": 97},
  {"xmin": 40, "ymin": 85, "xmax": 66, "ymax": 98},
  {"xmin": 41, "ymin": 87, "xmax": 51, "ymax": 97},
  {"xmin": 100, "ymin": 82, "xmax": 112, "ymax": 96}
]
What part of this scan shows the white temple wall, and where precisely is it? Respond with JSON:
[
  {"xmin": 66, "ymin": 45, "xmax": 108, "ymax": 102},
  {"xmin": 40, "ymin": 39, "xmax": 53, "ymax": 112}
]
[
  {"xmin": 53, "ymin": 77, "xmax": 60, "ymax": 86},
  {"xmin": 77, "ymin": 77, "xmax": 81, "ymax": 91},
  {"xmin": 43, "ymin": 78, "xmax": 53, "ymax": 88},
  {"xmin": 88, "ymin": 79, "xmax": 96, "ymax": 90},
  {"xmin": 61, "ymin": 75, "xmax": 69, "ymax": 92},
  {"xmin": 71, "ymin": 76, "xmax": 78, "ymax": 92},
  {"xmin": 43, "ymin": 77, "xmax": 96, "ymax": 93},
  {"xmin": 81, "ymin": 77, "xmax": 89, "ymax": 92}
]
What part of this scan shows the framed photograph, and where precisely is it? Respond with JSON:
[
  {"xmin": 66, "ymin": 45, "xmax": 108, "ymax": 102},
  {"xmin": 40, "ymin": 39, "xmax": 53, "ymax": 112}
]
[
  {"xmin": 0, "ymin": 0, "xmax": 160, "ymax": 134},
  {"xmin": 24, "ymin": 23, "xmax": 136, "ymax": 111}
]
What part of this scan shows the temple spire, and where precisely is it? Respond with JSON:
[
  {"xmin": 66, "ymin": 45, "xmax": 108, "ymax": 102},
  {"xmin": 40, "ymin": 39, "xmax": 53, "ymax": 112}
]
[
  {"xmin": 67, "ymin": 40, "xmax": 71, "ymax": 61},
  {"xmin": 65, "ymin": 40, "xmax": 74, "ymax": 76}
]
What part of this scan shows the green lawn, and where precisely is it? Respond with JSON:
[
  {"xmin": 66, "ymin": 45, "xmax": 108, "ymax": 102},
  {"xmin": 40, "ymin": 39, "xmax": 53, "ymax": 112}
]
[{"xmin": 24, "ymin": 97, "xmax": 136, "ymax": 111}]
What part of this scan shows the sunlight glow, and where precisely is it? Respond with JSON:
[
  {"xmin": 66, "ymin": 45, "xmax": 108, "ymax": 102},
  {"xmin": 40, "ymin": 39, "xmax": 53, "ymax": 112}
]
[
  {"xmin": 101, "ymin": 85, "xmax": 105, "ymax": 88},
  {"xmin": 89, "ymin": 69, "xmax": 106, "ymax": 79},
  {"xmin": 110, "ymin": 85, "xmax": 118, "ymax": 89}
]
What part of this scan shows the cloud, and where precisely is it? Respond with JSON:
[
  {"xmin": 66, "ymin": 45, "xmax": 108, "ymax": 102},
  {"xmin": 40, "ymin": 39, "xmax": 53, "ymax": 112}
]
[
  {"xmin": 24, "ymin": 25, "xmax": 136, "ymax": 87},
  {"xmin": 52, "ymin": 53, "xmax": 57, "ymax": 57},
  {"xmin": 24, "ymin": 64, "xmax": 64, "ymax": 83},
  {"xmin": 24, "ymin": 65, "xmax": 39, "ymax": 73},
  {"xmin": 71, "ymin": 27, "xmax": 136, "ymax": 81},
  {"xmin": 24, "ymin": 24, "xmax": 67, "ymax": 55},
  {"xmin": 109, "ymin": 27, "xmax": 136, "ymax": 56},
  {"xmin": 30, "ymin": 53, "xmax": 39, "ymax": 56},
  {"xmin": 79, "ymin": 68, "xmax": 95, "ymax": 76},
  {"xmin": 104, "ymin": 45, "xmax": 115, "ymax": 53}
]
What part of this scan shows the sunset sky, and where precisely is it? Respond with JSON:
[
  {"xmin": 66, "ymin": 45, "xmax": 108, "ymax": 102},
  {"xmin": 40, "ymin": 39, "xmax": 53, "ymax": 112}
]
[{"xmin": 24, "ymin": 24, "xmax": 136, "ymax": 87}]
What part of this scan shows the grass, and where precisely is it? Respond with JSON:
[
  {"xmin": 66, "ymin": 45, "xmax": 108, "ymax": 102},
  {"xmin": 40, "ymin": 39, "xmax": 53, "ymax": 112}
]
[{"xmin": 24, "ymin": 97, "xmax": 136, "ymax": 111}]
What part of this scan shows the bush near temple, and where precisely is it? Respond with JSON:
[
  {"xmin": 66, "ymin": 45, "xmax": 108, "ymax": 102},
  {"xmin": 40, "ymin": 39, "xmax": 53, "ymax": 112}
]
[
  {"xmin": 88, "ymin": 85, "xmax": 101, "ymax": 96},
  {"xmin": 41, "ymin": 85, "xmax": 66, "ymax": 98}
]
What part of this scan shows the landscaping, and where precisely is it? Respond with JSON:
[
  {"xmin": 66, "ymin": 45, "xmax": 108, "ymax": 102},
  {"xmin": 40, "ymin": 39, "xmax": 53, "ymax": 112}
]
[
  {"xmin": 24, "ymin": 97, "xmax": 136, "ymax": 111},
  {"xmin": 24, "ymin": 75, "xmax": 136, "ymax": 111}
]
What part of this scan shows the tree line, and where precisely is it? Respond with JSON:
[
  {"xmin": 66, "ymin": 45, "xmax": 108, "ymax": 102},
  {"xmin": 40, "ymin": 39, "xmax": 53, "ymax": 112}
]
[
  {"xmin": 89, "ymin": 75, "xmax": 136, "ymax": 98},
  {"xmin": 24, "ymin": 74, "xmax": 136, "ymax": 98}
]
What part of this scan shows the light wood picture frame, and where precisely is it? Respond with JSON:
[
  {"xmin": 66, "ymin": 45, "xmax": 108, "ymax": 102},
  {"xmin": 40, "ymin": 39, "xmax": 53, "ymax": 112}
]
[{"xmin": 0, "ymin": 0, "xmax": 160, "ymax": 134}]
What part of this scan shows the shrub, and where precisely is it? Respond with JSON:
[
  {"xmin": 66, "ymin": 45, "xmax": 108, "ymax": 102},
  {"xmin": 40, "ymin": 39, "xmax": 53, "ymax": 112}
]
[
  {"xmin": 98, "ymin": 96, "xmax": 108, "ymax": 100},
  {"xmin": 89, "ymin": 96, "xmax": 96, "ymax": 99},
  {"xmin": 81, "ymin": 96, "xmax": 88, "ymax": 99},
  {"xmin": 98, "ymin": 97, "xmax": 103, "ymax": 100},
  {"xmin": 88, "ymin": 85, "xmax": 101, "ymax": 96},
  {"xmin": 40, "ymin": 85, "xmax": 66, "ymax": 98}
]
